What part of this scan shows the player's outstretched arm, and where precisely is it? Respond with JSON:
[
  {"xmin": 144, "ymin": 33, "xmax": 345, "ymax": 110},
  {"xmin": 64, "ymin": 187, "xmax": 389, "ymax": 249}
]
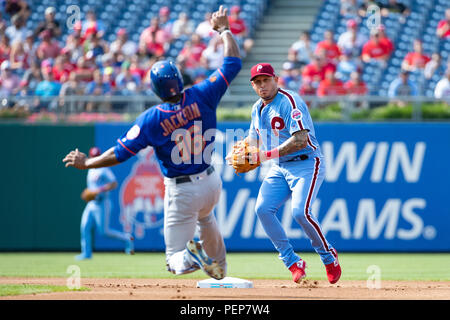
[
  {"xmin": 211, "ymin": 5, "xmax": 240, "ymax": 58},
  {"xmin": 63, "ymin": 147, "xmax": 120, "ymax": 169}
]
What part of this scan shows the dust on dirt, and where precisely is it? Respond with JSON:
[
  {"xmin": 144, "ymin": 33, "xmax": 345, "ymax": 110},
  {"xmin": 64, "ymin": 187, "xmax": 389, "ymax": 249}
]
[{"xmin": 0, "ymin": 277, "xmax": 448, "ymax": 300}]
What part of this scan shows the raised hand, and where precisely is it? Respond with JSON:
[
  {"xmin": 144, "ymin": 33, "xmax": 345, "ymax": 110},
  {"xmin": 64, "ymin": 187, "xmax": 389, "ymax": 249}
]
[{"xmin": 210, "ymin": 5, "xmax": 230, "ymax": 33}]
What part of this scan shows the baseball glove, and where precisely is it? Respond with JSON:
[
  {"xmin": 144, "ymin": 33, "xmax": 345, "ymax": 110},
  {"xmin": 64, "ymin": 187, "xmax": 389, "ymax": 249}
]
[
  {"xmin": 81, "ymin": 188, "xmax": 98, "ymax": 202},
  {"xmin": 226, "ymin": 139, "xmax": 261, "ymax": 174}
]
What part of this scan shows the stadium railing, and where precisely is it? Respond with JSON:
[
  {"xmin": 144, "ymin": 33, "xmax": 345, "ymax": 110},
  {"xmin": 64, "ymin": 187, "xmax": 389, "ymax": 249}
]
[{"xmin": 0, "ymin": 95, "xmax": 448, "ymax": 121}]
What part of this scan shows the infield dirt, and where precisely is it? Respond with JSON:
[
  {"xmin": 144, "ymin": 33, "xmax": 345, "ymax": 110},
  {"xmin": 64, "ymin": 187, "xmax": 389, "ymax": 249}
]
[{"xmin": 0, "ymin": 277, "xmax": 448, "ymax": 300}]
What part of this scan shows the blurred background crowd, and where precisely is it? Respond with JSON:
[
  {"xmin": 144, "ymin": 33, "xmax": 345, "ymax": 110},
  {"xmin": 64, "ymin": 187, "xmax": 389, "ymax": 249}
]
[
  {"xmin": 0, "ymin": 0, "xmax": 448, "ymax": 114},
  {"xmin": 0, "ymin": 0, "xmax": 255, "ymax": 112},
  {"xmin": 279, "ymin": 0, "xmax": 450, "ymax": 107}
]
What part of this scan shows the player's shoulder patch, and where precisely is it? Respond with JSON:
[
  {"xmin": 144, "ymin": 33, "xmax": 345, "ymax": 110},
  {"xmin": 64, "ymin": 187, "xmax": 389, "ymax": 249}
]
[
  {"xmin": 291, "ymin": 109, "xmax": 302, "ymax": 121},
  {"xmin": 126, "ymin": 124, "xmax": 141, "ymax": 140}
]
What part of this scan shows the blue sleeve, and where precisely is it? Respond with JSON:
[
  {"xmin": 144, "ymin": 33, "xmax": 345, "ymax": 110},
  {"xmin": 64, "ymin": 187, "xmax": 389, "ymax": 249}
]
[
  {"xmin": 191, "ymin": 56, "xmax": 242, "ymax": 109},
  {"xmin": 114, "ymin": 110, "xmax": 154, "ymax": 162}
]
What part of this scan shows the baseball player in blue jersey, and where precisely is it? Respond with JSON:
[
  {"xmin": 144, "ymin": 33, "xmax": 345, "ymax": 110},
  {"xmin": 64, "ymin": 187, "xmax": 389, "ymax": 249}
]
[
  {"xmin": 76, "ymin": 146, "xmax": 134, "ymax": 260},
  {"xmin": 231, "ymin": 63, "xmax": 341, "ymax": 284},
  {"xmin": 63, "ymin": 6, "xmax": 241, "ymax": 280}
]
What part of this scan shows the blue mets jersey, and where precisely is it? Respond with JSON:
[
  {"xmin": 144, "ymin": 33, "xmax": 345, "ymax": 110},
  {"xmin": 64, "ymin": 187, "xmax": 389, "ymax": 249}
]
[
  {"xmin": 114, "ymin": 56, "xmax": 242, "ymax": 177},
  {"xmin": 248, "ymin": 88, "xmax": 322, "ymax": 162},
  {"xmin": 87, "ymin": 167, "xmax": 116, "ymax": 201}
]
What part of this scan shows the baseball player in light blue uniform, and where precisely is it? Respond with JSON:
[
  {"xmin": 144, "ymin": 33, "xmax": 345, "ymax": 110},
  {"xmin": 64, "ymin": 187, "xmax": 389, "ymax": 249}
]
[
  {"xmin": 76, "ymin": 147, "xmax": 134, "ymax": 260},
  {"xmin": 241, "ymin": 63, "xmax": 342, "ymax": 284}
]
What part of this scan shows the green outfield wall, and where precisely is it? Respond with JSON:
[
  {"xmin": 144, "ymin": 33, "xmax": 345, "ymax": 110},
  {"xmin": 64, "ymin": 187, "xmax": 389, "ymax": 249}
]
[{"xmin": 0, "ymin": 123, "xmax": 95, "ymax": 250}]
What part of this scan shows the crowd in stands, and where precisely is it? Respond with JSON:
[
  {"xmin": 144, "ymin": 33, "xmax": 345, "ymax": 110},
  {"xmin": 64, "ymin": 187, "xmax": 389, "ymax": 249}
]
[
  {"xmin": 0, "ymin": 0, "xmax": 448, "ymax": 113},
  {"xmin": 0, "ymin": 2, "xmax": 253, "ymax": 112},
  {"xmin": 280, "ymin": 0, "xmax": 450, "ymax": 106}
]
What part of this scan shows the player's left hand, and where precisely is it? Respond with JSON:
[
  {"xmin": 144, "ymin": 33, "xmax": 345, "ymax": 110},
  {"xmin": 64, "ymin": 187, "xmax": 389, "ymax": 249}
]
[
  {"xmin": 63, "ymin": 148, "xmax": 88, "ymax": 169},
  {"xmin": 211, "ymin": 5, "xmax": 230, "ymax": 33}
]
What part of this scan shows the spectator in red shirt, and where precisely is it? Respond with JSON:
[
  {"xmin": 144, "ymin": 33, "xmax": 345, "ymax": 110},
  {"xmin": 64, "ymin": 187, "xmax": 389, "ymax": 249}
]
[
  {"xmin": 437, "ymin": 9, "xmax": 450, "ymax": 39},
  {"xmin": 344, "ymin": 71, "xmax": 368, "ymax": 95},
  {"xmin": 317, "ymin": 69, "xmax": 347, "ymax": 97},
  {"xmin": 315, "ymin": 30, "xmax": 341, "ymax": 63},
  {"xmin": 299, "ymin": 79, "xmax": 317, "ymax": 95},
  {"xmin": 344, "ymin": 71, "xmax": 368, "ymax": 108},
  {"xmin": 362, "ymin": 29, "xmax": 391, "ymax": 64},
  {"xmin": 0, "ymin": 35, "xmax": 10, "ymax": 66},
  {"xmin": 52, "ymin": 52, "xmax": 76, "ymax": 83},
  {"xmin": 401, "ymin": 39, "xmax": 431, "ymax": 72},
  {"xmin": 82, "ymin": 10, "xmax": 106, "ymax": 39},
  {"xmin": 177, "ymin": 34, "xmax": 207, "ymax": 78},
  {"xmin": 139, "ymin": 17, "xmax": 170, "ymax": 58},
  {"xmin": 302, "ymin": 53, "xmax": 337, "ymax": 88},
  {"xmin": 72, "ymin": 56, "xmax": 94, "ymax": 83},
  {"xmin": 377, "ymin": 24, "xmax": 394, "ymax": 56},
  {"xmin": 299, "ymin": 79, "xmax": 317, "ymax": 108},
  {"xmin": 36, "ymin": 29, "xmax": 61, "ymax": 60},
  {"xmin": 228, "ymin": 5, "xmax": 253, "ymax": 55},
  {"xmin": 129, "ymin": 54, "xmax": 146, "ymax": 80}
]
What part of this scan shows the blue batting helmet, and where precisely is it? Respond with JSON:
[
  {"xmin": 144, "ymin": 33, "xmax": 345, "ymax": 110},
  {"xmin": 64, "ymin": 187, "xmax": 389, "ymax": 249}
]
[{"xmin": 150, "ymin": 60, "xmax": 184, "ymax": 100}]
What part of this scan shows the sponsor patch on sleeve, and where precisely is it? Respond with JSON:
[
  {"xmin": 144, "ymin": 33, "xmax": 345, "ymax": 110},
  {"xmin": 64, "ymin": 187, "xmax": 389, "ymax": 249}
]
[{"xmin": 291, "ymin": 109, "xmax": 302, "ymax": 121}]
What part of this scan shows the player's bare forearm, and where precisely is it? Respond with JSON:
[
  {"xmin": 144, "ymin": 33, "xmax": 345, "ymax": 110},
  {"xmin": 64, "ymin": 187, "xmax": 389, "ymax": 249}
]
[
  {"xmin": 211, "ymin": 5, "xmax": 240, "ymax": 58},
  {"xmin": 85, "ymin": 147, "xmax": 120, "ymax": 168},
  {"xmin": 222, "ymin": 31, "xmax": 241, "ymax": 58},
  {"xmin": 277, "ymin": 130, "xmax": 309, "ymax": 157},
  {"xmin": 63, "ymin": 147, "xmax": 120, "ymax": 169}
]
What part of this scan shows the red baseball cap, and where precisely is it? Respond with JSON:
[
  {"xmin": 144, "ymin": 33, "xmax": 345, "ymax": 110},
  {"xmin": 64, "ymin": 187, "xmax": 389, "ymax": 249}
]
[
  {"xmin": 159, "ymin": 6, "xmax": 170, "ymax": 15},
  {"xmin": 117, "ymin": 28, "xmax": 127, "ymax": 36},
  {"xmin": 347, "ymin": 19, "xmax": 357, "ymax": 28},
  {"xmin": 250, "ymin": 63, "xmax": 276, "ymax": 81},
  {"xmin": 231, "ymin": 5, "xmax": 241, "ymax": 13},
  {"xmin": 89, "ymin": 147, "xmax": 101, "ymax": 158}
]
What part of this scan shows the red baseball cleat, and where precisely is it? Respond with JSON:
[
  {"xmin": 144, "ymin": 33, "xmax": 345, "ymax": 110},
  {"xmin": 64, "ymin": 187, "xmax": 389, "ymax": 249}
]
[
  {"xmin": 325, "ymin": 258, "xmax": 342, "ymax": 284},
  {"xmin": 289, "ymin": 259, "xmax": 307, "ymax": 283}
]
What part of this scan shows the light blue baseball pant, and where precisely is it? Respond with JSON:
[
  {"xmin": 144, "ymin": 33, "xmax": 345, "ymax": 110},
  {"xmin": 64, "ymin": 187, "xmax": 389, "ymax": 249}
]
[
  {"xmin": 255, "ymin": 156, "xmax": 337, "ymax": 268},
  {"xmin": 80, "ymin": 198, "xmax": 131, "ymax": 258}
]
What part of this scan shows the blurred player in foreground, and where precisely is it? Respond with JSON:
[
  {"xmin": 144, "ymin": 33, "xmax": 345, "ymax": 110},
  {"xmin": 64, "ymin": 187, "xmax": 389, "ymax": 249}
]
[
  {"xmin": 76, "ymin": 147, "xmax": 134, "ymax": 260},
  {"xmin": 228, "ymin": 63, "xmax": 341, "ymax": 284},
  {"xmin": 63, "ymin": 6, "xmax": 241, "ymax": 279}
]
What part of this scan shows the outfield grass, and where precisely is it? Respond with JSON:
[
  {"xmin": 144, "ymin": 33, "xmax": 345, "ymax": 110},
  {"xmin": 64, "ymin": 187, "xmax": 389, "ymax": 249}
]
[
  {"xmin": 0, "ymin": 284, "xmax": 89, "ymax": 297},
  {"xmin": 0, "ymin": 252, "xmax": 448, "ymax": 281}
]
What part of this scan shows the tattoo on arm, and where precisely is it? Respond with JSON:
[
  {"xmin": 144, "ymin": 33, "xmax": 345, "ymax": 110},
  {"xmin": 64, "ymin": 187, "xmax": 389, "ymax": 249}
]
[{"xmin": 278, "ymin": 130, "xmax": 308, "ymax": 157}]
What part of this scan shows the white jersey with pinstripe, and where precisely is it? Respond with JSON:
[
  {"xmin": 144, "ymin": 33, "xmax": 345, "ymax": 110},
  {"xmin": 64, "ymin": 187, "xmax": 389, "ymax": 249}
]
[{"xmin": 248, "ymin": 88, "xmax": 322, "ymax": 163}]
